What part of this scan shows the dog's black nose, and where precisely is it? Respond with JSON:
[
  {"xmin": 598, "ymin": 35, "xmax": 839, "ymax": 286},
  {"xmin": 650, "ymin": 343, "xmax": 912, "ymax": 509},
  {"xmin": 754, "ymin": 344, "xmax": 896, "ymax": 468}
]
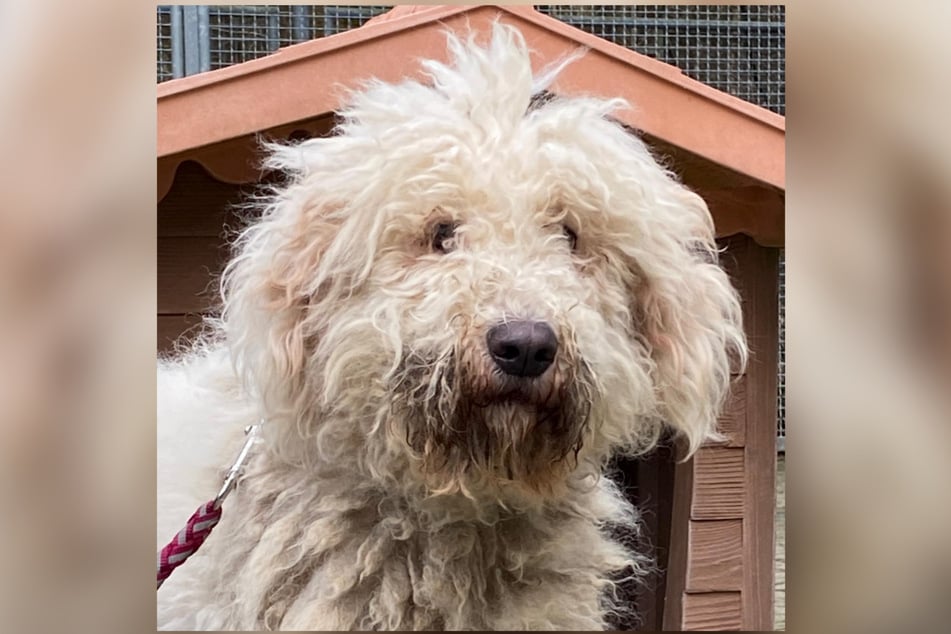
[{"xmin": 486, "ymin": 320, "xmax": 558, "ymax": 378}]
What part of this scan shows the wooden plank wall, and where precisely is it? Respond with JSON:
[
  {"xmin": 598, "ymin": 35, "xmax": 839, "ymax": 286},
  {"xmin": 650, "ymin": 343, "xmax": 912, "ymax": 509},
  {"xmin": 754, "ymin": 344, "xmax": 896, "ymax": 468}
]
[
  {"xmin": 738, "ymin": 236, "xmax": 780, "ymax": 630},
  {"xmin": 158, "ymin": 161, "xmax": 248, "ymax": 354},
  {"xmin": 632, "ymin": 446, "xmax": 675, "ymax": 631},
  {"xmin": 158, "ymin": 117, "xmax": 336, "ymax": 354},
  {"xmin": 664, "ymin": 234, "xmax": 779, "ymax": 630}
]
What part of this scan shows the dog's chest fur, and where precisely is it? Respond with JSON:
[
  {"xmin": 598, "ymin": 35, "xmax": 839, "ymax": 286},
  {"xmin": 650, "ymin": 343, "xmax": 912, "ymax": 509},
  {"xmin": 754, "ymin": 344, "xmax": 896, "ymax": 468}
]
[{"xmin": 185, "ymin": 458, "xmax": 630, "ymax": 630}]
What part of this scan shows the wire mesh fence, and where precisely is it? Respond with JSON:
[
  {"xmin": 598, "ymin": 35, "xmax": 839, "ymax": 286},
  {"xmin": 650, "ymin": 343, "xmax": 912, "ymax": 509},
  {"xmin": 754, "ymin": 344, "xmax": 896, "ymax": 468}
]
[
  {"xmin": 157, "ymin": 6, "xmax": 175, "ymax": 82},
  {"xmin": 208, "ymin": 5, "xmax": 391, "ymax": 70},
  {"xmin": 155, "ymin": 5, "xmax": 786, "ymax": 445},
  {"xmin": 158, "ymin": 5, "xmax": 785, "ymax": 116},
  {"xmin": 157, "ymin": 6, "xmax": 390, "ymax": 81},
  {"xmin": 536, "ymin": 5, "xmax": 784, "ymax": 114}
]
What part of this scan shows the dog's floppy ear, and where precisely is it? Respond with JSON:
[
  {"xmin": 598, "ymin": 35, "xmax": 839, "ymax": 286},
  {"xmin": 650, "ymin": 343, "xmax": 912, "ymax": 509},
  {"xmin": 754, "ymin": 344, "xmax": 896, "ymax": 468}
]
[
  {"xmin": 628, "ymin": 187, "xmax": 748, "ymax": 457},
  {"xmin": 220, "ymin": 141, "xmax": 356, "ymax": 455},
  {"xmin": 221, "ymin": 202, "xmax": 337, "ymax": 418}
]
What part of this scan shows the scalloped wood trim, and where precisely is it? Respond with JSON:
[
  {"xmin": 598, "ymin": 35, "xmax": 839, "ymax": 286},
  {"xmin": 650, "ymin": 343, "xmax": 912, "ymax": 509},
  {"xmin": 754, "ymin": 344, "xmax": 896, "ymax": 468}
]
[{"xmin": 158, "ymin": 115, "xmax": 336, "ymax": 202}]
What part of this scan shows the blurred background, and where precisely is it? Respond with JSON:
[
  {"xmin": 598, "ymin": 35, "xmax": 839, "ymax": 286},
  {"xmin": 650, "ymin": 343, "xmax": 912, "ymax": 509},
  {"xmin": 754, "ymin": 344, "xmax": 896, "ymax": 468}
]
[{"xmin": 0, "ymin": 1, "xmax": 949, "ymax": 632}]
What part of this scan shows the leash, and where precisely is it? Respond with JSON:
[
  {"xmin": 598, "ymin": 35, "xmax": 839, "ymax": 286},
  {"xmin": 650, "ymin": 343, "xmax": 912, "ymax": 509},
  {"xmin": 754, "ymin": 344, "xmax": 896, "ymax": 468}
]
[{"xmin": 157, "ymin": 423, "xmax": 260, "ymax": 589}]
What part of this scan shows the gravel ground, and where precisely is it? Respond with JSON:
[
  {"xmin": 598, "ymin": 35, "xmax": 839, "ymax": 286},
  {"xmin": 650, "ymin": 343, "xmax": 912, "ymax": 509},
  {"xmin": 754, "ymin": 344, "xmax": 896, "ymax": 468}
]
[{"xmin": 775, "ymin": 453, "xmax": 786, "ymax": 630}]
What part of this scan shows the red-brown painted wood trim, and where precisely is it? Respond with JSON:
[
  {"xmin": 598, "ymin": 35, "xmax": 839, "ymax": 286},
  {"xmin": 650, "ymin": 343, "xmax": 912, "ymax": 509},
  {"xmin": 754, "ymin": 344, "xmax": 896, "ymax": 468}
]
[
  {"xmin": 663, "ymin": 456, "xmax": 694, "ymax": 630},
  {"xmin": 738, "ymin": 238, "xmax": 779, "ymax": 630},
  {"xmin": 691, "ymin": 447, "xmax": 746, "ymax": 520},
  {"xmin": 682, "ymin": 592, "xmax": 743, "ymax": 630},
  {"xmin": 684, "ymin": 520, "xmax": 744, "ymax": 592},
  {"xmin": 157, "ymin": 5, "xmax": 784, "ymax": 189}
]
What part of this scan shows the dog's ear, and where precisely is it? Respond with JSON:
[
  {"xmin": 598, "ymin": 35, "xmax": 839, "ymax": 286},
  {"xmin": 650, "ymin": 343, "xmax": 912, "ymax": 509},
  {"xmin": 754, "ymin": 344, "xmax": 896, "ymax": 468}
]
[
  {"xmin": 628, "ymin": 187, "xmax": 747, "ymax": 457},
  {"xmin": 220, "ymin": 168, "xmax": 349, "ymax": 455},
  {"xmin": 223, "ymin": 210, "xmax": 331, "ymax": 383}
]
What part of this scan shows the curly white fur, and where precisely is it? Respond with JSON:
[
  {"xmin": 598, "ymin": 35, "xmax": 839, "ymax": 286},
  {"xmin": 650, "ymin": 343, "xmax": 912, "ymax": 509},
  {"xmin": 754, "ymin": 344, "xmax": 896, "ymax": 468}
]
[{"xmin": 157, "ymin": 23, "xmax": 746, "ymax": 630}]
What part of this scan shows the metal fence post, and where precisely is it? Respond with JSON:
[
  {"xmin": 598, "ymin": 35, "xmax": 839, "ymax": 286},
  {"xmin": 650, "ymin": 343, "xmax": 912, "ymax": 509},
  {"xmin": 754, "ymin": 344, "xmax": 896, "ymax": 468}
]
[
  {"xmin": 182, "ymin": 5, "xmax": 210, "ymax": 76},
  {"xmin": 291, "ymin": 5, "xmax": 310, "ymax": 43},
  {"xmin": 198, "ymin": 6, "xmax": 211, "ymax": 73},
  {"xmin": 170, "ymin": 5, "xmax": 184, "ymax": 79},
  {"xmin": 266, "ymin": 8, "xmax": 280, "ymax": 52}
]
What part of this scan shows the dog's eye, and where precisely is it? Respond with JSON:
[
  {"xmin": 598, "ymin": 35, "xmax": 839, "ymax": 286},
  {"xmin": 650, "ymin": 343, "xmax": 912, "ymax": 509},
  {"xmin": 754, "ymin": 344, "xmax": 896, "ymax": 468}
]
[
  {"xmin": 563, "ymin": 225, "xmax": 578, "ymax": 251},
  {"xmin": 432, "ymin": 222, "xmax": 457, "ymax": 253}
]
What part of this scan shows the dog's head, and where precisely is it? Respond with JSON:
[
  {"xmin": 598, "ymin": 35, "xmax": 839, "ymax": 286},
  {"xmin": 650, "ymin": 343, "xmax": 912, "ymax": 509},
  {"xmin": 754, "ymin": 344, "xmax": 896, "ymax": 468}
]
[{"xmin": 222, "ymin": 24, "xmax": 746, "ymax": 502}]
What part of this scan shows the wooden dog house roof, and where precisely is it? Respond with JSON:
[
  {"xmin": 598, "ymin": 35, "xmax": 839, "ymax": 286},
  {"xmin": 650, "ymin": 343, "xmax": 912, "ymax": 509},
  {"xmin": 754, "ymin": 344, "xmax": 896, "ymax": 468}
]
[{"xmin": 157, "ymin": 4, "xmax": 785, "ymax": 246}]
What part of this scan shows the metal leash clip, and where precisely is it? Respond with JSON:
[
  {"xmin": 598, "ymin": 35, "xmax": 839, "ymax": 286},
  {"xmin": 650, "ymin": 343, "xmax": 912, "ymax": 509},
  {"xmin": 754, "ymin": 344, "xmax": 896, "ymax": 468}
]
[{"xmin": 213, "ymin": 422, "xmax": 261, "ymax": 509}]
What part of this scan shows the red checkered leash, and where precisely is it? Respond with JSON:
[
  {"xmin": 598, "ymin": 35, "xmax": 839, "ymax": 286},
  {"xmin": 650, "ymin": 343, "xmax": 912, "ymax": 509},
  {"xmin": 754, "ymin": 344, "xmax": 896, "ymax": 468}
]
[{"xmin": 157, "ymin": 424, "xmax": 260, "ymax": 589}]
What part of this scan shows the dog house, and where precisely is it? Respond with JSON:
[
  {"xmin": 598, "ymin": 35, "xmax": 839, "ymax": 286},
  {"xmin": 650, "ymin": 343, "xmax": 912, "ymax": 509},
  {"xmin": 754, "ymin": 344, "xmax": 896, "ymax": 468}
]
[{"xmin": 157, "ymin": 5, "xmax": 784, "ymax": 630}]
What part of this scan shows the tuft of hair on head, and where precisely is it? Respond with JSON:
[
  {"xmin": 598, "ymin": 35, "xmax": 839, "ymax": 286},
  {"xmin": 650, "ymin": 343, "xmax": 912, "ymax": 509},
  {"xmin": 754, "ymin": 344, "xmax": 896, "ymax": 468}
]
[{"xmin": 416, "ymin": 20, "xmax": 587, "ymax": 127}]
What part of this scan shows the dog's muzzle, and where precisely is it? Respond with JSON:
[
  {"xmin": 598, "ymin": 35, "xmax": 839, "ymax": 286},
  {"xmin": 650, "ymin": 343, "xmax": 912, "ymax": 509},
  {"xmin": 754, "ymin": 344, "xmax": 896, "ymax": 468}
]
[{"xmin": 486, "ymin": 320, "xmax": 558, "ymax": 378}]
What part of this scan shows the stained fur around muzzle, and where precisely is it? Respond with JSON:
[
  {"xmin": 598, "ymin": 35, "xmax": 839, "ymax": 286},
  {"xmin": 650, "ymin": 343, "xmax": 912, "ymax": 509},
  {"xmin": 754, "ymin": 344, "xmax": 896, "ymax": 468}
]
[{"xmin": 388, "ymin": 340, "xmax": 596, "ymax": 497}]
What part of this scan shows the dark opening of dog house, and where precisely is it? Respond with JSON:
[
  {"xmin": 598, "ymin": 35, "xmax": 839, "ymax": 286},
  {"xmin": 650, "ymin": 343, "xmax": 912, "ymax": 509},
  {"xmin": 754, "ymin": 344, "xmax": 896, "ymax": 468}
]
[{"xmin": 157, "ymin": 5, "xmax": 785, "ymax": 631}]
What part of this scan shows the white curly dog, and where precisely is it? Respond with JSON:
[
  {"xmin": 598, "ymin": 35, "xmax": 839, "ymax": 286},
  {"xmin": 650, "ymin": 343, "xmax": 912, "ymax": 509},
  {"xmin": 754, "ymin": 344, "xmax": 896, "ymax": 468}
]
[{"xmin": 157, "ymin": 23, "xmax": 746, "ymax": 630}]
